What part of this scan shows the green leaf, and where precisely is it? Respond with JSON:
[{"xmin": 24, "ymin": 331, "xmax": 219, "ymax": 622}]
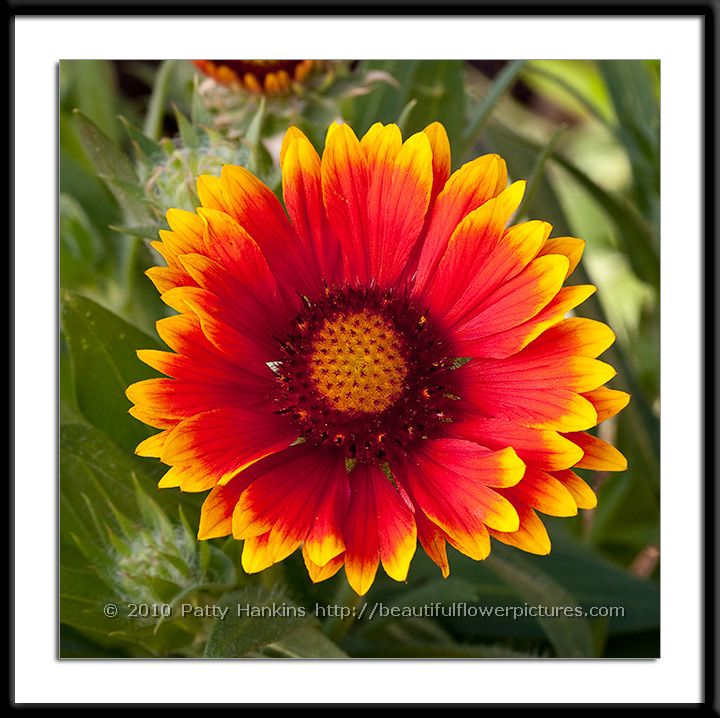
[
  {"xmin": 144, "ymin": 60, "xmax": 177, "ymax": 141},
  {"xmin": 598, "ymin": 60, "xmax": 659, "ymax": 160},
  {"xmin": 597, "ymin": 60, "xmax": 660, "ymax": 222},
  {"xmin": 351, "ymin": 640, "xmax": 539, "ymax": 659},
  {"xmin": 173, "ymin": 104, "xmax": 199, "ymax": 150},
  {"xmin": 254, "ymin": 627, "xmax": 348, "ymax": 658},
  {"xmin": 59, "ymin": 194, "xmax": 105, "ymax": 288},
  {"xmin": 245, "ymin": 95, "xmax": 266, "ymax": 147},
  {"xmin": 60, "ymin": 551, "xmax": 150, "ymax": 653},
  {"xmin": 99, "ymin": 174, "xmax": 148, "ymax": 203},
  {"xmin": 204, "ymin": 586, "xmax": 340, "ymax": 658},
  {"xmin": 72, "ymin": 109, "xmax": 138, "ymax": 185},
  {"xmin": 119, "ymin": 115, "xmax": 164, "ymax": 164},
  {"xmin": 63, "ymin": 60, "xmax": 122, "ymax": 143},
  {"xmin": 60, "ymin": 624, "xmax": 132, "ymax": 658},
  {"xmin": 116, "ymin": 236, "xmax": 168, "ymax": 335},
  {"xmin": 486, "ymin": 117, "xmax": 659, "ymax": 289},
  {"xmin": 440, "ymin": 534, "xmax": 659, "ymax": 643},
  {"xmin": 59, "ymin": 402, "xmax": 193, "ymax": 528},
  {"xmin": 587, "ymin": 471, "xmax": 660, "ymax": 562},
  {"xmin": 401, "ymin": 60, "xmax": 465, "ymax": 149},
  {"xmin": 109, "ymin": 223, "xmax": 165, "ymax": 240},
  {"xmin": 554, "ymin": 151, "xmax": 659, "ymax": 289},
  {"xmin": 515, "ymin": 124, "xmax": 566, "ymax": 220},
  {"xmin": 523, "ymin": 61, "xmax": 614, "ymax": 128},
  {"xmin": 485, "ymin": 548, "xmax": 594, "ymax": 657},
  {"xmin": 60, "ymin": 290, "xmax": 161, "ymax": 452},
  {"xmin": 352, "ymin": 576, "xmax": 480, "ymax": 639},
  {"xmin": 60, "ymin": 332, "xmax": 76, "ymax": 406},
  {"xmin": 60, "ymin": 111, "xmax": 123, "ymax": 233},
  {"xmin": 350, "ymin": 60, "xmax": 418, "ymax": 134},
  {"xmin": 73, "ymin": 110, "xmax": 148, "ymax": 223},
  {"xmin": 60, "ymin": 403, "xmax": 230, "ymax": 656},
  {"xmin": 460, "ymin": 60, "xmax": 526, "ymax": 158},
  {"xmin": 348, "ymin": 611, "xmax": 543, "ymax": 658},
  {"xmin": 349, "ymin": 61, "xmax": 466, "ymax": 149},
  {"xmin": 191, "ymin": 73, "xmax": 214, "ymax": 126}
]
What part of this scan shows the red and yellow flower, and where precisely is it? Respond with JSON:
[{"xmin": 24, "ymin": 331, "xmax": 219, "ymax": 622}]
[
  {"xmin": 192, "ymin": 60, "xmax": 319, "ymax": 95},
  {"xmin": 127, "ymin": 121, "xmax": 629, "ymax": 595}
]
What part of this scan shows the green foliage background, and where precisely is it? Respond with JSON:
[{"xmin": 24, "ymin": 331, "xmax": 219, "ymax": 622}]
[{"xmin": 59, "ymin": 60, "xmax": 660, "ymax": 659}]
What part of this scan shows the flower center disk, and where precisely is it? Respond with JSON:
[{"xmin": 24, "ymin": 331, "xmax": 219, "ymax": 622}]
[
  {"xmin": 310, "ymin": 309, "xmax": 408, "ymax": 414},
  {"xmin": 275, "ymin": 287, "xmax": 456, "ymax": 463}
]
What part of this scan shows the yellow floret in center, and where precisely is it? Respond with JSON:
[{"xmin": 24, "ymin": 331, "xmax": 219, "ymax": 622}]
[{"xmin": 309, "ymin": 310, "xmax": 408, "ymax": 414}]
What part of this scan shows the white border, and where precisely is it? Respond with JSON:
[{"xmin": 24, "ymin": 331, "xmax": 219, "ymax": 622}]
[{"xmin": 14, "ymin": 16, "xmax": 703, "ymax": 705}]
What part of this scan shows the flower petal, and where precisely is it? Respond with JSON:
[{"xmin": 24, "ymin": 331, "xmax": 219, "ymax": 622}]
[
  {"xmin": 198, "ymin": 164, "xmax": 312, "ymax": 296},
  {"xmin": 413, "ymin": 153, "xmax": 508, "ymax": 291},
  {"xmin": 279, "ymin": 126, "xmax": 308, "ymax": 165},
  {"xmin": 563, "ymin": 431, "xmax": 628, "ymax": 471},
  {"xmin": 242, "ymin": 532, "xmax": 276, "ymax": 573},
  {"xmin": 196, "ymin": 173, "xmax": 225, "ymax": 211},
  {"xmin": 460, "ymin": 336, "xmax": 614, "ymax": 431},
  {"xmin": 400, "ymin": 439, "xmax": 522, "ymax": 561},
  {"xmin": 166, "ymin": 289, "xmax": 277, "ymax": 371},
  {"xmin": 321, "ymin": 122, "xmax": 435, "ymax": 288},
  {"xmin": 343, "ymin": 464, "xmax": 417, "ymax": 594},
  {"xmin": 177, "ymin": 251, "xmax": 281, "ymax": 358},
  {"xmin": 501, "ymin": 467, "xmax": 578, "ymax": 517},
  {"xmin": 321, "ymin": 122, "xmax": 371, "ymax": 282},
  {"xmin": 196, "ymin": 208, "xmax": 280, "ymax": 300},
  {"xmin": 232, "ymin": 447, "xmax": 348, "ymax": 568},
  {"xmin": 413, "ymin": 182, "xmax": 527, "ymax": 319},
  {"xmin": 161, "ymin": 407, "xmax": 296, "ymax": 489},
  {"xmin": 466, "ymin": 285, "xmax": 597, "ymax": 359},
  {"xmin": 165, "ymin": 208, "xmax": 205, "ymax": 251},
  {"xmin": 489, "ymin": 503, "xmax": 551, "ymax": 555},
  {"xmin": 363, "ymin": 127, "xmax": 433, "ymax": 287},
  {"xmin": 151, "ymin": 313, "xmax": 273, "ymax": 391},
  {"xmin": 523, "ymin": 317, "xmax": 616, "ymax": 359},
  {"xmin": 415, "ymin": 508, "xmax": 450, "ymax": 578},
  {"xmin": 158, "ymin": 464, "xmax": 208, "ymax": 491},
  {"xmin": 126, "ymin": 377, "xmax": 256, "ymax": 427},
  {"xmin": 303, "ymin": 545, "xmax": 345, "ymax": 583},
  {"xmin": 135, "ymin": 430, "xmax": 170, "ymax": 458},
  {"xmin": 583, "ymin": 386, "xmax": 631, "ymax": 423},
  {"xmin": 303, "ymin": 464, "xmax": 350, "ymax": 567},
  {"xmin": 401, "ymin": 480, "xmax": 450, "ymax": 578},
  {"xmin": 145, "ymin": 265, "xmax": 194, "ymax": 294},
  {"xmin": 198, "ymin": 472, "xmax": 254, "ymax": 539},
  {"xmin": 537, "ymin": 236, "xmax": 585, "ymax": 278},
  {"xmin": 473, "ymin": 354, "xmax": 617, "ymax": 394},
  {"xmin": 422, "ymin": 121, "xmax": 451, "ymax": 205},
  {"xmin": 451, "ymin": 417, "xmax": 584, "ymax": 472},
  {"xmin": 452, "ymin": 253, "xmax": 569, "ymax": 340},
  {"xmin": 150, "ymin": 208, "xmax": 207, "ymax": 291},
  {"xmin": 281, "ymin": 127, "xmax": 343, "ymax": 289},
  {"xmin": 552, "ymin": 469, "xmax": 598, "ymax": 509}
]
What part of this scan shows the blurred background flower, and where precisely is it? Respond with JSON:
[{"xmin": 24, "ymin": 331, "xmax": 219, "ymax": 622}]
[
  {"xmin": 59, "ymin": 59, "xmax": 659, "ymax": 659},
  {"xmin": 192, "ymin": 59, "xmax": 320, "ymax": 94}
]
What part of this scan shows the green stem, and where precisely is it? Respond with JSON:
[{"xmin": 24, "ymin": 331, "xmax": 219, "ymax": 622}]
[
  {"xmin": 396, "ymin": 98, "xmax": 418, "ymax": 134},
  {"xmin": 144, "ymin": 60, "xmax": 176, "ymax": 141},
  {"xmin": 516, "ymin": 124, "xmax": 566, "ymax": 219}
]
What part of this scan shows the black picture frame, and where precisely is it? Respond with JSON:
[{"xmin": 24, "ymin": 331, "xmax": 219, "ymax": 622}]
[{"xmin": 9, "ymin": 0, "xmax": 715, "ymax": 709}]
